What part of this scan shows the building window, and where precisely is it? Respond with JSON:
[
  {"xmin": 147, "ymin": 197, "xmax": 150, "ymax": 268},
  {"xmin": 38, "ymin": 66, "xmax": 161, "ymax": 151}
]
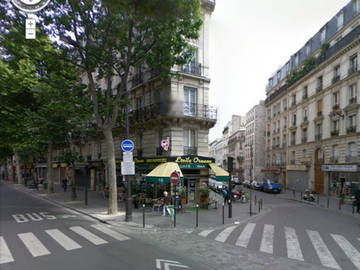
[
  {"xmin": 317, "ymin": 76, "xmax": 323, "ymax": 92},
  {"xmin": 332, "ymin": 91, "xmax": 340, "ymax": 108},
  {"xmin": 277, "ymin": 70, "xmax": 281, "ymax": 82},
  {"xmin": 302, "ymin": 128, "xmax": 307, "ymax": 143},
  {"xmin": 305, "ymin": 42, "xmax": 310, "ymax": 56},
  {"xmin": 349, "ymin": 54, "xmax": 358, "ymax": 75},
  {"xmin": 331, "ymin": 120, "xmax": 339, "ymax": 136},
  {"xmin": 291, "ymin": 131, "xmax": 296, "ymax": 146},
  {"xmin": 320, "ymin": 27, "xmax": 326, "ymax": 43},
  {"xmin": 347, "ymin": 114, "xmax": 357, "ymax": 133},
  {"xmin": 334, "ymin": 65, "xmax": 341, "ymax": 80},
  {"xmin": 183, "ymin": 47, "xmax": 199, "ymax": 74},
  {"xmin": 184, "ymin": 86, "xmax": 197, "ymax": 115},
  {"xmin": 303, "ymin": 108, "xmax": 308, "ymax": 121},
  {"xmin": 354, "ymin": 0, "xmax": 360, "ymax": 13},
  {"xmin": 302, "ymin": 86, "xmax": 308, "ymax": 99},
  {"xmin": 291, "ymin": 94, "xmax": 296, "ymax": 106},
  {"xmin": 348, "ymin": 142, "xmax": 357, "ymax": 157},
  {"xmin": 349, "ymin": 83, "xmax": 358, "ymax": 104},
  {"xmin": 290, "ymin": 151, "xmax": 295, "ymax": 164},
  {"xmin": 331, "ymin": 145, "xmax": 339, "ymax": 162},
  {"xmin": 136, "ymin": 97, "xmax": 143, "ymax": 109},
  {"xmin": 315, "ymin": 124, "xmax": 322, "ymax": 140},
  {"xmin": 294, "ymin": 54, "xmax": 299, "ymax": 66},
  {"xmin": 183, "ymin": 129, "xmax": 197, "ymax": 155},
  {"xmin": 283, "ymin": 99, "xmax": 287, "ymax": 110},
  {"xmin": 337, "ymin": 12, "xmax": 344, "ymax": 30},
  {"xmin": 317, "ymin": 99, "xmax": 323, "ymax": 115},
  {"xmin": 292, "ymin": 113, "xmax": 297, "ymax": 126}
]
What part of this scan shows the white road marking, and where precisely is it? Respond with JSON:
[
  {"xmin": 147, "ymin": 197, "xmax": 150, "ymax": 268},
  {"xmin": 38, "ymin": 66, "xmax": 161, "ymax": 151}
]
[
  {"xmin": 26, "ymin": 213, "xmax": 43, "ymax": 221},
  {"xmin": 285, "ymin": 226, "xmax": 304, "ymax": 261},
  {"xmin": 70, "ymin": 226, "xmax": 108, "ymax": 245},
  {"xmin": 260, "ymin": 224, "xmax": 274, "ymax": 254},
  {"xmin": 198, "ymin": 229, "xmax": 215, "ymax": 237},
  {"xmin": 18, "ymin": 232, "xmax": 51, "ymax": 257},
  {"xmin": 214, "ymin": 225, "xmax": 237, "ymax": 243},
  {"xmin": 235, "ymin": 223, "xmax": 256, "ymax": 248},
  {"xmin": 91, "ymin": 224, "xmax": 130, "ymax": 241},
  {"xmin": 331, "ymin": 234, "xmax": 360, "ymax": 270},
  {"xmin": 45, "ymin": 229, "xmax": 81, "ymax": 251},
  {"xmin": 0, "ymin": 236, "xmax": 14, "ymax": 264},
  {"xmin": 12, "ymin": 214, "xmax": 29, "ymax": 223},
  {"xmin": 307, "ymin": 230, "xmax": 340, "ymax": 270}
]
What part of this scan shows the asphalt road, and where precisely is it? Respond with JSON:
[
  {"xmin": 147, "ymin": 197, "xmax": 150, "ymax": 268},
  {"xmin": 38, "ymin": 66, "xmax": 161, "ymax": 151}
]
[
  {"xmin": 194, "ymin": 189, "xmax": 360, "ymax": 270},
  {"xmin": 0, "ymin": 183, "xmax": 213, "ymax": 270}
]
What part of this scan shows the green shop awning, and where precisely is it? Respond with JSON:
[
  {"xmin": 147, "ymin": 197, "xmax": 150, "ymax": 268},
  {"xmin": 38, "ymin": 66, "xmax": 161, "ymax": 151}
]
[
  {"xmin": 145, "ymin": 162, "xmax": 184, "ymax": 184},
  {"xmin": 209, "ymin": 163, "xmax": 230, "ymax": 182}
]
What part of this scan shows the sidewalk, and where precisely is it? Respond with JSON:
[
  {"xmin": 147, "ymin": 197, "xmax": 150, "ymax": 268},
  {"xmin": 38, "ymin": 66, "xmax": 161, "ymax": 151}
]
[
  {"xmin": 4, "ymin": 180, "xmax": 267, "ymax": 229},
  {"xmin": 278, "ymin": 188, "xmax": 359, "ymax": 217}
]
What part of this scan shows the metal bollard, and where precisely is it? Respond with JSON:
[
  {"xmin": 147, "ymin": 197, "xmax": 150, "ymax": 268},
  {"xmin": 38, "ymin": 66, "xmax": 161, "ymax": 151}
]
[
  {"xmin": 255, "ymin": 195, "xmax": 257, "ymax": 205},
  {"xmin": 317, "ymin": 194, "xmax": 319, "ymax": 205},
  {"xmin": 261, "ymin": 198, "xmax": 263, "ymax": 210},
  {"xmin": 142, "ymin": 204, "xmax": 145, "ymax": 228},
  {"xmin": 327, "ymin": 196, "xmax": 330, "ymax": 208},
  {"xmin": 196, "ymin": 204, "xmax": 199, "ymax": 227},
  {"xmin": 338, "ymin": 199, "xmax": 342, "ymax": 211},
  {"xmin": 222, "ymin": 203, "xmax": 225, "ymax": 224},
  {"xmin": 258, "ymin": 199, "xmax": 261, "ymax": 213},
  {"xmin": 352, "ymin": 204, "xmax": 355, "ymax": 215},
  {"xmin": 249, "ymin": 190, "xmax": 252, "ymax": 216},
  {"xmin": 293, "ymin": 189, "xmax": 295, "ymax": 199},
  {"xmin": 174, "ymin": 205, "xmax": 176, "ymax": 227}
]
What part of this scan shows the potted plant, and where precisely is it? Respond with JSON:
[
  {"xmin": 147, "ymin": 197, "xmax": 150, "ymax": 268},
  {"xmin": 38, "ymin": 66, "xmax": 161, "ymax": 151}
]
[
  {"xmin": 179, "ymin": 186, "xmax": 187, "ymax": 206},
  {"xmin": 198, "ymin": 187, "xmax": 210, "ymax": 208}
]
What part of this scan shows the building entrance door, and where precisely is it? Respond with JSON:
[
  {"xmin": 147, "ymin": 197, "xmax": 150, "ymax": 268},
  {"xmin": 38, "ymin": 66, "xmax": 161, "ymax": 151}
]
[{"xmin": 187, "ymin": 179, "xmax": 197, "ymax": 205}]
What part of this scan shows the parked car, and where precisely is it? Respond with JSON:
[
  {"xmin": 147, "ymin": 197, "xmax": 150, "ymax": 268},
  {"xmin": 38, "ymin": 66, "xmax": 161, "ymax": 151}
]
[
  {"xmin": 232, "ymin": 177, "xmax": 241, "ymax": 185},
  {"xmin": 262, "ymin": 178, "xmax": 282, "ymax": 193},
  {"xmin": 242, "ymin": 180, "xmax": 251, "ymax": 188},
  {"xmin": 250, "ymin": 181, "xmax": 263, "ymax": 190}
]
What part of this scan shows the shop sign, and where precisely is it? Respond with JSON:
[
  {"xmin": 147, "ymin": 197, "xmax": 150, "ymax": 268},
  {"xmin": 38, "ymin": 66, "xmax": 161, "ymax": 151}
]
[
  {"xmin": 286, "ymin": 165, "xmax": 308, "ymax": 171},
  {"xmin": 174, "ymin": 156, "xmax": 213, "ymax": 164},
  {"xmin": 179, "ymin": 164, "xmax": 208, "ymax": 169},
  {"xmin": 133, "ymin": 155, "xmax": 214, "ymax": 164},
  {"xmin": 321, "ymin": 164, "xmax": 358, "ymax": 172},
  {"xmin": 161, "ymin": 137, "xmax": 170, "ymax": 151}
]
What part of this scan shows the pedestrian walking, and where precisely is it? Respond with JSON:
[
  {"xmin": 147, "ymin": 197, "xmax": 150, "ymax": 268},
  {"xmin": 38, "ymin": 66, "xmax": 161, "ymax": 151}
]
[
  {"xmin": 222, "ymin": 189, "xmax": 228, "ymax": 205},
  {"xmin": 355, "ymin": 189, "xmax": 360, "ymax": 213},
  {"xmin": 162, "ymin": 191, "xmax": 171, "ymax": 216},
  {"xmin": 62, "ymin": 178, "xmax": 68, "ymax": 192}
]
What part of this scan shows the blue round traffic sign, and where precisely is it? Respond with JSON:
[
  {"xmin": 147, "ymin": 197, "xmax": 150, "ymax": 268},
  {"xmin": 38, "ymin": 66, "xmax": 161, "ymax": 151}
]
[{"xmin": 121, "ymin": 139, "xmax": 134, "ymax": 152}]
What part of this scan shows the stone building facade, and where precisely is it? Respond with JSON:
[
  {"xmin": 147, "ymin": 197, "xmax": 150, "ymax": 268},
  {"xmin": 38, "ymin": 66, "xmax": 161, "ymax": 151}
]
[
  {"xmin": 244, "ymin": 101, "xmax": 266, "ymax": 181},
  {"xmin": 264, "ymin": 0, "xmax": 360, "ymax": 198}
]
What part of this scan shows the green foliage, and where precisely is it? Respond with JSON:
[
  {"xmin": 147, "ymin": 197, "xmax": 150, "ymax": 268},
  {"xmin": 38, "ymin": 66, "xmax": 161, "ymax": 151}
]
[
  {"xmin": 58, "ymin": 149, "xmax": 81, "ymax": 164},
  {"xmin": 199, "ymin": 186, "xmax": 210, "ymax": 198},
  {"xmin": 286, "ymin": 43, "xmax": 330, "ymax": 87}
]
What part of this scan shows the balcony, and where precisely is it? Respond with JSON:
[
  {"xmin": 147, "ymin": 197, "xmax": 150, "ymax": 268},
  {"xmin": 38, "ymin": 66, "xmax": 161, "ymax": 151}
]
[
  {"xmin": 329, "ymin": 156, "xmax": 339, "ymax": 163},
  {"xmin": 289, "ymin": 160, "xmax": 295, "ymax": 165},
  {"xmin": 348, "ymin": 66, "xmax": 357, "ymax": 76},
  {"xmin": 347, "ymin": 126, "xmax": 356, "ymax": 134},
  {"xmin": 181, "ymin": 63, "xmax": 204, "ymax": 76},
  {"xmin": 130, "ymin": 101, "xmax": 217, "ymax": 123},
  {"xmin": 301, "ymin": 137, "xmax": 307, "ymax": 143},
  {"xmin": 315, "ymin": 133, "xmax": 322, "ymax": 141},
  {"xmin": 330, "ymin": 130, "xmax": 339, "ymax": 137},
  {"xmin": 303, "ymin": 116, "xmax": 308, "ymax": 123},
  {"xmin": 317, "ymin": 111, "xmax": 323, "ymax": 117},
  {"xmin": 291, "ymin": 101, "xmax": 296, "ymax": 107},
  {"xmin": 332, "ymin": 104, "xmax": 340, "ymax": 111},
  {"xmin": 349, "ymin": 97, "xmax": 357, "ymax": 104},
  {"xmin": 291, "ymin": 139, "xmax": 296, "ymax": 146},
  {"xmin": 302, "ymin": 93, "xmax": 308, "ymax": 100},
  {"xmin": 332, "ymin": 75, "xmax": 340, "ymax": 84},
  {"xmin": 346, "ymin": 155, "xmax": 359, "ymax": 163},
  {"xmin": 183, "ymin": 146, "xmax": 197, "ymax": 155}
]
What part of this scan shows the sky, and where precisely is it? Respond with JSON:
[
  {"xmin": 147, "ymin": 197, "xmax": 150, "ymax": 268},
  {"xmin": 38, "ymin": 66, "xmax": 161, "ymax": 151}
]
[{"xmin": 208, "ymin": 0, "xmax": 350, "ymax": 141}]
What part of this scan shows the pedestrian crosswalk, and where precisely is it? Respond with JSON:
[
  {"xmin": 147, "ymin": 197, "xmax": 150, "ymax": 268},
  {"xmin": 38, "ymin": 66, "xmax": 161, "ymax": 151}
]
[
  {"xmin": 0, "ymin": 224, "xmax": 130, "ymax": 265},
  {"xmin": 197, "ymin": 223, "xmax": 360, "ymax": 270}
]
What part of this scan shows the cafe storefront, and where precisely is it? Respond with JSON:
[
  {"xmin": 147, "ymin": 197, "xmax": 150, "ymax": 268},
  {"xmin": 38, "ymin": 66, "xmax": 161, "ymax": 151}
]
[
  {"xmin": 133, "ymin": 155, "xmax": 227, "ymax": 205},
  {"xmin": 321, "ymin": 164, "xmax": 360, "ymax": 202}
]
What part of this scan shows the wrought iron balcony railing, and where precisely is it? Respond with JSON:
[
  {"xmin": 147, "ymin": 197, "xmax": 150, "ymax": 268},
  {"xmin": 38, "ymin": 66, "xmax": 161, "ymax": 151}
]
[
  {"xmin": 349, "ymin": 97, "xmax": 357, "ymax": 104},
  {"xmin": 347, "ymin": 126, "xmax": 357, "ymax": 134},
  {"xmin": 348, "ymin": 66, "xmax": 357, "ymax": 76},
  {"xmin": 130, "ymin": 101, "xmax": 217, "ymax": 123},
  {"xmin": 315, "ymin": 133, "xmax": 322, "ymax": 141},
  {"xmin": 331, "ymin": 130, "xmax": 339, "ymax": 137},
  {"xmin": 346, "ymin": 155, "xmax": 359, "ymax": 162},
  {"xmin": 329, "ymin": 156, "xmax": 339, "ymax": 163},
  {"xmin": 181, "ymin": 63, "xmax": 205, "ymax": 76},
  {"xmin": 332, "ymin": 75, "xmax": 340, "ymax": 84}
]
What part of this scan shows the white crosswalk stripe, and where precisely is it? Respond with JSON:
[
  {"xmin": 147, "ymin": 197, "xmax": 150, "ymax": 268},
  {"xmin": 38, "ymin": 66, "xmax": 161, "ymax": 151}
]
[
  {"xmin": 285, "ymin": 226, "xmax": 304, "ymax": 261},
  {"xmin": 91, "ymin": 224, "xmax": 130, "ymax": 241},
  {"xmin": 18, "ymin": 232, "xmax": 51, "ymax": 257},
  {"xmin": 0, "ymin": 236, "xmax": 14, "ymax": 264},
  {"xmin": 45, "ymin": 229, "xmax": 82, "ymax": 251},
  {"xmin": 235, "ymin": 223, "xmax": 256, "ymax": 248},
  {"xmin": 260, "ymin": 224, "xmax": 274, "ymax": 254},
  {"xmin": 70, "ymin": 226, "xmax": 108, "ymax": 245},
  {"xmin": 214, "ymin": 225, "xmax": 238, "ymax": 243},
  {"xmin": 331, "ymin": 234, "xmax": 360, "ymax": 270},
  {"xmin": 198, "ymin": 229, "xmax": 215, "ymax": 237},
  {"xmin": 307, "ymin": 230, "xmax": 340, "ymax": 270}
]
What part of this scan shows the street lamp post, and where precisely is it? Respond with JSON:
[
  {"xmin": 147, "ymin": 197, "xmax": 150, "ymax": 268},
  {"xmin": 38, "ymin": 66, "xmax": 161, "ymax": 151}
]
[{"xmin": 125, "ymin": 93, "xmax": 132, "ymax": 222}]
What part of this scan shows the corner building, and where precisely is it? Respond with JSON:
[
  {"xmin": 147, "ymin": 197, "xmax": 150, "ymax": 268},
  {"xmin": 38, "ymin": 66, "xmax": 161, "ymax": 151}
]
[{"xmin": 264, "ymin": 0, "xmax": 360, "ymax": 199}]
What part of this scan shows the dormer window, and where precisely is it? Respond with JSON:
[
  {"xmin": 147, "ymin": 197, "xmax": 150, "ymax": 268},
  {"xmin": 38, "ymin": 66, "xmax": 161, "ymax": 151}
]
[
  {"xmin": 337, "ymin": 12, "xmax": 344, "ymax": 30},
  {"xmin": 320, "ymin": 27, "xmax": 326, "ymax": 43}
]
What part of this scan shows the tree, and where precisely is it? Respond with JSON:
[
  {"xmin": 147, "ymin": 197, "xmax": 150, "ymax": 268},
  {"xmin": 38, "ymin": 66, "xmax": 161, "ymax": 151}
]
[
  {"xmin": 0, "ymin": 5, "xmax": 92, "ymax": 190},
  {"xmin": 41, "ymin": 0, "xmax": 203, "ymax": 215}
]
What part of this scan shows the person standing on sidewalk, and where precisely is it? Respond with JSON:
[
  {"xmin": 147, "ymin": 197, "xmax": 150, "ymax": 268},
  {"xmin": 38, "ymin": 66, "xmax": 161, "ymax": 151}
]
[
  {"xmin": 355, "ymin": 189, "xmax": 360, "ymax": 213},
  {"xmin": 62, "ymin": 178, "xmax": 68, "ymax": 192}
]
